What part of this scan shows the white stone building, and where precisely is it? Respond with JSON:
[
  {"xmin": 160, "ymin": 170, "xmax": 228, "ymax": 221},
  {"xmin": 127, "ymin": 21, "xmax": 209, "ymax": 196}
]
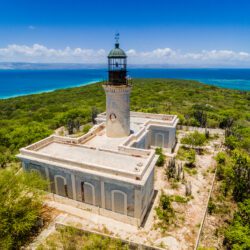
[{"xmin": 18, "ymin": 38, "xmax": 178, "ymax": 226}]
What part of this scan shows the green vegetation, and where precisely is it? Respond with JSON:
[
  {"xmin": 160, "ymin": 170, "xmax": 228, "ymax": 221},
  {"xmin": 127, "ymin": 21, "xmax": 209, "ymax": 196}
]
[
  {"xmin": 181, "ymin": 131, "xmax": 207, "ymax": 147},
  {"xmin": 171, "ymin": 195, "xmax": 189, "ymax": 203},
  {"xmin": 184, "ymin": 166, "xmax": 198, "ymax": 175},
  {"xmin": 0, "ymin": 82, "xmax": 105, "ymax": 168},
  {"xmin": 224, "ymin": 199, "xmax": 250, "ymax": 250},
  {"xmin": 82, "ymin": 124, "xmax": 92, "ymax": 134},
  {"xmin": 38, "ymin": 226, "xmax": 129, "ymax": 250},
  {"xmin": 0, "ymin": 78, "xmax": 249, "ymax": 248},
  {"xmin": 215, "ymin": 138, "xmax": 249, "ymax": 249},
  {"xmin": 155, "ymin": 192, "xmax": 175, "ymax": 231},
  {"xmin": 155, "ymin": 147, "xmax": 166, "ymax": 166},
  {"xmin": 0, "ymin": 169, "xmax": 47, "ymax": 249},
  {"xmin": 207, "ymin": 198, "xmax": 216, "ymax": 215},
  {"xmin": 176, "ymin": 146, "xmax": 196, "ymax": 167},
  {"xmin": 216, "ymin": 150, "xmax": 249, "ymax": 202}
]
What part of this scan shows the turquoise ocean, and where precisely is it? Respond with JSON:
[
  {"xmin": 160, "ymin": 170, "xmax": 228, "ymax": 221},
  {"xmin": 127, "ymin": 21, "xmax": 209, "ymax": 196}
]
[{"xmin": 0, "ymin": 68, "xmax": 249, "ymax": 99}]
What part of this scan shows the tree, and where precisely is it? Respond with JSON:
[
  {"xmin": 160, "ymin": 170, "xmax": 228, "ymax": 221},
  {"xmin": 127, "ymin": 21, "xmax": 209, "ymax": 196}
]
[
  {"xmin": 224, "ymin": 199, "xmax": 250, "ymax": 250},
  {"xmin": 225, "ymin": 135, "xmax": 239, "ymax": 150},
  {"xmin": 74, "ymin": 119, "xmax": 81, "ymax": 131},
  {"xmin": 7, "ymin": 123, "xmax": 51, "ymax": 151},
  {"xmin": 67, "ymin": 119, "xmax": 74, "ymax": 134},
  {"xmin": 91, "ymin": 106, "xmax": 98, "ymax": 124},
  {"xmin": 0, "ymin": 169, "xmax": 47, "ymax": 249},
  {"xmin": 232, "ymin": 150, "xmax": 250, "ymax": 202},
  {"xmin": 0, "ymin": 147, "xmax": 12, "ymax": 168},
  {"xmin": 181, "ymin": 131, "xmax": 207, "ymax": 147},
  {"xmin": 194, "ymin": 110, "xmax": 207, "ymax": 127}
]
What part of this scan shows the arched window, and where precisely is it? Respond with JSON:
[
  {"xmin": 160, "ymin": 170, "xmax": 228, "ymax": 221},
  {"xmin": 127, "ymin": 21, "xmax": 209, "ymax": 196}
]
[
  {"xmin": 81, "ymin": 182, "xmax": 96, "ymax": 206},
  {"xmin": 54, "ymin": 175, "xmax": 68, "ymax": 197},
  {"xmin": 111, "ymin": 190, "xmax": 127, "ymax": 215},
  {"xmin": 155, "ymin": 133, "xmax": 164, "ymax": 148}
]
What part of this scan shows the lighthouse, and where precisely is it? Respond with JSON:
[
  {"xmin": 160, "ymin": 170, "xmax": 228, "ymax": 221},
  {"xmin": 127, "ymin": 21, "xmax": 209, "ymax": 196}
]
[{"xmin": 103, "ymin": 34, "xmax": 131, "ymax": 137}]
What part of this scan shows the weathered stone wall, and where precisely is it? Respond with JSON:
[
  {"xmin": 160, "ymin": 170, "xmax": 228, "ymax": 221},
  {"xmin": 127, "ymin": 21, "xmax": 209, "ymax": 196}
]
[
  {"xmin": 103, "ymin": 85, "xmax": 131, "ymax": 137},
  {"xmin": 141, "ymin": 168, "xmax": 154, "ymax": 217},
  {"xmin": 132, "ymin": 132, "xmax": 150, "ymax": 149},
  {"xmin": 22, "ymin": 159, "xmax": 154, "ymax": 223},
  {"xmin": 150, "ymin": 126, "xmax": 176, "ymax": 149}
]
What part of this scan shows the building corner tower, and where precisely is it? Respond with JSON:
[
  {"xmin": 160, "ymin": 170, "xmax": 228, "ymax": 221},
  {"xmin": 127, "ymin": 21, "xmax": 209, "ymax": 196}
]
[{"xmin": 103, "ymin": 35, "xmax": 131, "ymax": 137}]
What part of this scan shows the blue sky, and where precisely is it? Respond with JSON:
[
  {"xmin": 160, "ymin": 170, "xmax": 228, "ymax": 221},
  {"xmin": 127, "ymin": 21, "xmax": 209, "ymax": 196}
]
[{"xmin": 0, "ymin": 0, "xmax": 250, "ymax": 66}]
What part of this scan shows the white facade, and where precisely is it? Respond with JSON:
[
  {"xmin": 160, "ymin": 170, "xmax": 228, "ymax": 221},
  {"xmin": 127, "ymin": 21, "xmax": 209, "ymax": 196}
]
[
  {"xmin": 18, "ymin": 111, "xmax": 178, "ymax": 226},
  {"xmin": 103, "ymin": 84, "xmax": 131, "ymax": 137}
]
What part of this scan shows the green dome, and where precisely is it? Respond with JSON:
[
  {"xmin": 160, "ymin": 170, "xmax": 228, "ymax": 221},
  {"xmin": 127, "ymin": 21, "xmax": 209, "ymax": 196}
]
[{"xmin": 108, "ymin": 43, "xmax": 127, "ymax": 58}]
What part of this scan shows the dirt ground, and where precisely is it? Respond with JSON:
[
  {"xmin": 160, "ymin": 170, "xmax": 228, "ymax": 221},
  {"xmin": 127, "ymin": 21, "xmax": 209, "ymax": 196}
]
[{"xmin": 29, "ymin": 129, "xmax": 225, "ymax": 250}]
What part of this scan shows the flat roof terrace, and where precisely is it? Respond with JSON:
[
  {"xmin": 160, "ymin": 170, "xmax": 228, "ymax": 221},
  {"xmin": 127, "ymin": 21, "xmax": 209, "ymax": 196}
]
[
  {"xmin": 18, "ymin": 135, "xmax": 155, "ymax": 183},
  {"xmin": 18, "ymin": 111, "xmax": 177, "ymax": 183},
  {"xmin": 37, "ymin": 142, "xmax": 146, "ymax": 173},
  {"xmin": 83, "ymin": 127, "xmax": 127, "ymax": 151}
]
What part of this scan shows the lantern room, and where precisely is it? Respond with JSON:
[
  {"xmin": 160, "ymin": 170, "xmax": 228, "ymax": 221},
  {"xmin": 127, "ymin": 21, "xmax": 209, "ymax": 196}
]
[{"xmin": 108, "ymin": 34, "xmax": 127, "ymax": 85}]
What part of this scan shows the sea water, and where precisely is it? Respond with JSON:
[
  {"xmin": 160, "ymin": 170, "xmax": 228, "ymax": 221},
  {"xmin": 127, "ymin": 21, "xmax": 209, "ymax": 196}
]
[{"xmin": 0, "ymin": 68, "xmax": 249, "ymax": 99}]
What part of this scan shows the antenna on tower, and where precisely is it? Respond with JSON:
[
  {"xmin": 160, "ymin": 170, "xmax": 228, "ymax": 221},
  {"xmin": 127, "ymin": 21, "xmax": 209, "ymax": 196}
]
[{"xmin": 115, "ymin": 32, "xmax": 120, "ymax": 43}]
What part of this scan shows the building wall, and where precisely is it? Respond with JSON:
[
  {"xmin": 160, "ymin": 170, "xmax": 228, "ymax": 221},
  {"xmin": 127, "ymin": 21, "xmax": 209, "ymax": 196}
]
[
  {"xmin": 150, "ymin": 126, "xmax": 176, "ymax": 150},
  {"xmin": 21, "ymin": 159, "xmax": 154, "ymax": 222},
  {"xmin": 104, "ymin": 180, "xmax": 135, "ymax": 217},
  {"xmin": 131, "ymin": 126, "xmax": 176, "ymax": 151},
  {"xmin": 132, "ymin": 132, "xmax": 150, "ymax": 149},
  {"xmin": 141, "ymin": 168, "xmax": 154, "ymax": 218}
]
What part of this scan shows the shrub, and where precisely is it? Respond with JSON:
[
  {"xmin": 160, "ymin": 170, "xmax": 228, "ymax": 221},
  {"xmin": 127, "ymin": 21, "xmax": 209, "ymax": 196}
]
[
  {"xmin": 216, "ymin": 152, "xmax": 226, "ymax": 165},
  {"xmin": 171, "ymin": 195, "xmax": 189, "ymax": 203},
  {"xmin": 176, "ymin": 146, "xmax": 196, "ymax": 168},
  {"xmin": 0, "ymin": 169, "xmax": 47, "ymax": 249},
  {"xmin": 155, "ymin": 192, "xmax": 175, "ymax": 231},
  {"xmin": 184, "ymin": 166, "xmax": 197, "ymax": 175},
  {"xmin": 181, "ymin": 131, "xmax": 207, "ymax": 147},
  {"xmin": 155, "ymin": 148, "xmax": 166, "ymax": 167},
  {"xmin": 185, "ymin": 149, "xmax": 196, "ymax": 167},
  {"xmin": 224, "ymin": 199, "xmax": 250, "ymax": 250},
  {"xmin": 208, "ymin": 199, "xmax": 216, "ymax": 215},
  {"xmin": 231, "ymin": 150, "xmax": 250, "ymax": 202},
  {"xmin": 225, "ymin": 135, "xmax": 239, "ymax": 150},
  {"xmin": 83, "ymin": 124, "xmax": 92, "ymax": 134}
]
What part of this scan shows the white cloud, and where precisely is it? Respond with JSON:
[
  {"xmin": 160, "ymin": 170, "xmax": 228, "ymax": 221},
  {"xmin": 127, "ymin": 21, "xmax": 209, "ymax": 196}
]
[
  {"xmin": 0, "ymin": 43, "xmax": 250, "ymax": 66},
  {"xmin": 126, "ymin": 48, "xmax": 250, "ymax": 65},
  {"xmin": 141, "ymin": 48, "xmax": 175, "ymax": 58},
  {"xmin": 0, "ymin": 44, "xmax": 107, "ymax": 63},
  {"xmin": 126, "ymin": 49, "xmax": 137, "ymax": 57}
]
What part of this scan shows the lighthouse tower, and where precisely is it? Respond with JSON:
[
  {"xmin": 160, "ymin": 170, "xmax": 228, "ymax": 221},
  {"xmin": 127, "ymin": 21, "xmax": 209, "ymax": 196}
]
[{"xmin": 103, "ymin": 34, "xmax": 131, "ymax": 138}]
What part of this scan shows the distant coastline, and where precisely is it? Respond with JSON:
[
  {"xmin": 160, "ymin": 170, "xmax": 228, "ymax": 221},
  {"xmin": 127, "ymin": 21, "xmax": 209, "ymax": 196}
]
[
  {"xmin": 0, "ymin": 68, "xmax": 249, "ymax": 99},
  {"xmin": 0, "ymin": 79, "xmax": 100, "ymax": 99},
  {"xmin": 1, "ymin": 62, "xmax": 250, "ymax": 70}
]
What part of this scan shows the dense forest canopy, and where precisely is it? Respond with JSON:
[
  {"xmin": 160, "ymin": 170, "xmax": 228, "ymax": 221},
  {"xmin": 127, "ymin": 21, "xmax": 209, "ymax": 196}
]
[{"xmin": 0, "ymin": 79, "xmax": 249, "ymax": 163}]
